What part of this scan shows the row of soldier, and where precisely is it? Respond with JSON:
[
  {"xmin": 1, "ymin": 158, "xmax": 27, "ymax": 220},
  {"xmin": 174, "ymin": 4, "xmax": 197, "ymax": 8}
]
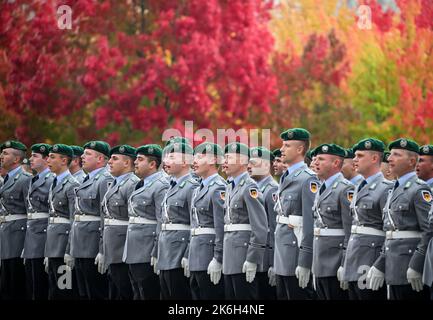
[{"xmin": 0, "ymin": 128, "xmax": 433, "ymax": 300}]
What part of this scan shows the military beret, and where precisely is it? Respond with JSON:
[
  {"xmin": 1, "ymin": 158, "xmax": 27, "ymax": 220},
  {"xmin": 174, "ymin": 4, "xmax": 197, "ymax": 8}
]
[
  {"xmin": 2, "ymin": 140, "xmax": 27, "ymax": 152},
  {"xmin": 50, "ymin": 144, "xmax": 74, "ymax": 158},
  {"xmin": 22, "ymin": 158, "xmax": 30, "ymax": 165},
  {"xmin": 280, "ymin": 128, "xmax": 311, "ymax": 141},
  {"xmin": 164, "ymin": 136, "xmax": 191, "ymax": 147},
  {"xmin": 344, "ymin": 148, "xmax": 355, "ymax": 159},
  {"xmin": 83, "ymin": 140, "xmax": 111, "ymax": 157},
  {"xmin": 224, "ymin": 142, "xmax": 250, "ymax": 157},
  {"xmin": 314, "ymin": 143, "xmax": 346, "ymax": 158},
  {"xmin": 31, "ymin": 143, "xmax": 51, "ymax": 157},
  {"xmin": 250, "ymin": 147, "xmax": 274, "ymax": 161},
  {"xmin": 136, "ymin": 144, "xmax": 163, "ymax": 159},
  {"xmin": 419, "ymin": 145, "xmax": 433, "ymax": 156},
  {"xmin": 163, "ymin": 142, "xmax": 193, "ymax": 155},
  {"xmin": 194, "ymin": 142, "xmax": 224, "ymax": 157},
  {"xmin": 353, "ymin": 138, "xmax": 385, "ymax": 153},
  {"xmin": 273, "ymin": 148, "xmax": 282, "ymax": 158},
  {"xmin": 388, "ymin": 138, "xmax": 419, "ymax": 153},
  {"xmin": 110, "ymin": 144, "xmax": 137, "ymax": 158},
  {"xmin": 383, "ymin": 151, "xmax": 390, "ymax": 163},
  {"xmin": 70, "ymin": 145, "xmax": 84, "ymax": 157}
]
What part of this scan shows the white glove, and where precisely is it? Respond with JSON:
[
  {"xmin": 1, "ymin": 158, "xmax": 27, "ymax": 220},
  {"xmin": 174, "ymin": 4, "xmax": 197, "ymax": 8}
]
[
  {"xmin": 207, "ymin": 258, "xmax": 222, "ymax": 285},
  {"xmin": 181, "ymin": 257, "xmax": 190, "ymax": 278},
  {"xmin": 366, "ymin": 266, "xmax": 384, "ymax": 291},
  {"xmin": 407, "ymin": 267, "xmax": 423, "ymax": 292},
  {"xmin": 242, "ymin": 260, "xmax": 257, "ymax": 283},
  {"xmin": 43, "ymin": 257, "xmax": 49, "ymax": 274},
  {"xmin": 268, "ymin": 267, "xmax": 276, "ymax": 287},
  {"xmin": 94, "ymin": 253, "xmax": 106, "ymax": 274},
  {"xmin": 64, "ymin": 254, "xmax": 74, "ymax": 270},
  {"xmin": 337, "ymin": 266, "xmax": 348, "ymax": 290},
  {"xmin": 295, "ymin": 266, "xmax": 310, "ymax": 289},
  {"xmin": 150, "ymin": 256, "xmax": 159, "ymax": 275}
]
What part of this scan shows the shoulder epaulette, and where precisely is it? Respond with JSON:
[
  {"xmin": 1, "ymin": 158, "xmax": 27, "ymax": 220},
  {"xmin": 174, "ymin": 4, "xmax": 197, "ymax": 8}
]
[{"xmin": 304, "ymin": 168, "xmax": 316, "ymax": 176}]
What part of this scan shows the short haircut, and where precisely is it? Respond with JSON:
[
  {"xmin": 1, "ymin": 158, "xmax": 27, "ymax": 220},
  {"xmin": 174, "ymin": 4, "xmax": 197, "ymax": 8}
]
[
  {"xmin": 12, "ymin": 149, "xmax": 26, "ymax": 162},
  {"xmin": 298, "ymin": 140, "xmax": 310, "ymax": 156},
  {"xmin": 146, "ymin": 155, "xmax": 162, "ymax": 168},
  {"xmin": 60, "ymin": 155, "xmax": 72, "ymax": 166}
]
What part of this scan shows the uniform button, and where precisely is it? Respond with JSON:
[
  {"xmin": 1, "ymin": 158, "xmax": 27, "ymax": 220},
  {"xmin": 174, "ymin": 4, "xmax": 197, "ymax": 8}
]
[
  {"xmin": 409, "ymin": 249, "xmax": 412, "ymax": 253},
  {"xmin": 339, "ymin": 243, "xmax": 343, "ymax": 247},
  {"xmin": 98, "ymin": 228, "xmax": 101, "ymax": 231},
  {"xmin": 175, "ymin": 202, "xmax": 178, "ymax": 205},
  {"xmin": 201, "ymin": 208, "xmax": 204, "ymax": 210},
  {"xmin": 244, "ymin": 242, "xmax": 247, "ymax": 246},
  {"xmin": 235, "ymin": 205, "xmax": 237, "ymax": 208},
  {"xmin": 43, "ymin": 229, "xmax": 46, "ymax": 232},
  {"xmin": 21, "ymin": 227, "xmax": 24, "ymax": 230},
  {"xmin": 289, "ymin": 196, "xmax": 292, "ymax": 199},
  {"xmin": 75, "ymin": 223, "xmax": 78, "ymax": 226},
  {"xmin": 327, "ymin": 207, "xmax": 330, "ymax": 211},
  {"xmin": 363, "ymin": 205, "xmax": 366, "ymax": 208},
  {"xmin": 66, "ymin": 230, "xmax": 69, "ymax": 234},
  {"xmin": 59, "ymin": 202, "xmax": 62, "ymax": 205},
  {"xmin": 372, "ymin": 243, "xmax": 375, "ymax": 246},
  {"xmin": 315, "ymin": 237, "xmax": 319, "ymax": 240},
  {"xmin": 27, "ymin": 224, "xmax": 30, "ymax": 228},
  {"xmin": 115, "ymin": 202, "xmax": 118, "ymax": 205},
  {"xmin": 387, "ymin": 222, "xmax": 390, "ymax": 225},
  {"xmin": 355, "ymin": 206, "xmax": 358, "ymax": 209},
  {"xmin": 152, "ymin": 232, "xmax": 155, "ymax": 235},
  {"xmin": 143, "ymin": 201, "xmax": 146, "ymax": 204},
  {"xmin": 30, "ymin": 197, "xmax": 33, "ymax": 200},
  {"xmin": 292, "ymin": 241, "xmax": 296, "ymax": 244},
  {"xmin": 399, "ymin": 206, "xmax": 402, "ymax": 209},
  {"xmin": 181, "ymin": 238, "xmax": 185, "ymax": 241},
  {"xmin": 386, "ymin": 247, "xmax": 389, "ymax": 250}
]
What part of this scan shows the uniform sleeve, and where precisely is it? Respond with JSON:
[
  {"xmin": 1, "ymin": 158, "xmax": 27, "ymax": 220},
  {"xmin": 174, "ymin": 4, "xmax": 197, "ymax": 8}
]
[
  {"xmin": 408, "ymin": 186, "xmax": 433, "ymax": 273},
  {"xmin": 245, "ymin": 184, "xmax": 268, "ymax": 264},
  {"xmin": 183, "ymin": 182, "xmax": 199, "ymax": 259},
  {"xmin": 298, "ymin": 176, "xmax": 318, "ymax": 269},
  {"xmin": 373, "ymin": 184, "xmax": 392, "ymax": 272},
  {"xmin": 340, "ymin": 184, "xmax": 354, "ymax": 266},
  {"xmin": 21, "ymin": 177, "xmax": 31, "ymax": 213},
  {"xmin": 98, "ymin": 178, "xmax": 113, "ymax": 255},
  {"xmin": 151, "ymin": 182, "xmax": 169, "ymax": 259},
  {"xmin": 65, "ymin": 182, "xmax": 78, "ymax": 255},
  {"xmin": 211, "ymin": 184, "xmax": 226, "ymax": 263},
  {"xmin": 265, "ymin": 186, "xmax": 278, "ymax": 266}
]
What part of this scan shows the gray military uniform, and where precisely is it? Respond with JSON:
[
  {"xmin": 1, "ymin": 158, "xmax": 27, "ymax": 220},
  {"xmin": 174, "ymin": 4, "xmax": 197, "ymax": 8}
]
[
  {"xmin": 274, "ymin": 163, "xmax": 318, "ymax": 276},
  {"xmin": 123, "ymin": 171, "xmax": 168, "ymax": 264},
  {"xmin": 0, "ymin": 167, "xmax": 32, "ymax": 259},
  {"xmin": 222, "ymin": 172, "xmax": 268, "ymax": 275},
  {"xmin": 257, "ymin": 175, "xmax": 278, "ymax": 273},
  {"xmin": 373, "ymin": 174, "xmax": 433, "ymax": 285},
  {"xmin": 23, "ymin": 169, "xmax": 55, "ymax": 259},
  {"xmin": 312, "ymin": 173, "xmax": 353, "ymax": 278},
  {"xmin": 70, "ymin": 168, "xmax": 113, "ymax": 258},
  {"xmin": 44, "ymin": 173, "xmax": 79, "ymax": 258},
  {"xmin": 101, "ymin": 172, "xmax": 139, "ymax": 266},
  {"xmin": 422, "ymin": 179, "xmax": 433, "ymax": 287},
  {"xmin": 158, "ymin": 174, "xmax": 199, "ymax": 270},
  {"xmin": 343, "ymin": 172, "xmax": 392, "ymax": 282},
  {"xmin": 188, "ymin": 174, "xmax": 226, "ymax": 271},
  {"xmin": 72, "ymin": 169, "xmax": 86, "ymax": 184}
]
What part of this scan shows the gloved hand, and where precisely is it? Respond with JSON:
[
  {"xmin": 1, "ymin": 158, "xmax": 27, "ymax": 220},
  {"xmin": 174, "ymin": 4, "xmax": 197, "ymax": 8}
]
[
  {"xmin": 181, "ymin": 257, "xmax": 190, "ymax": 278},
  {"xmin": 43, "ymin": 257, "xmax": 49, "ymax": 274},
  {"xmin": 150, "ymin": 256, "xmax": 159, "ymax": 275},
  {"xmin": 64, "ymin": 254, "xmax": 74, "ymax": 270},
  {"xmin": 407, "ymin": 267, "xmax": 423, "ymax": 292},
  {"xmin": 267, "ymin": 267, "xmax": 276, "ymax": 287},
  {"xmin": 337, "ymin": 266, "xmax": 348, "ymax": 290},
  {"xmin": 94, "ymin": 253, "xmax": 106, "ymax": 274},
  {"xmin": 366, "ymin": 266, "xmax": 384, "ymax": 291},
  {"xmin": 242, "ymin": 260, "xmax": 257, "ymax": 283},
  {"xmin": 207, "ymin": 258, "xmax": 222, "ymax": 285},
  {"xmin": 295, "ymin": 266, "xmax": 310, "ymax": 289}
]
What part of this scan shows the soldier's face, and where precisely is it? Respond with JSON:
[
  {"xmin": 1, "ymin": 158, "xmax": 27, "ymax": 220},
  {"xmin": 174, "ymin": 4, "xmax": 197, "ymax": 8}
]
[
  {"xmin": 353, "ymin": 151, "xmax": 375, "ymax": 175},
  {"xmin": 273, "ymin": 157, "xmax": 285, "ymax": 176},
  {"xmin": 224, "ymin": 153, "xmax": 247, "ymax": 176},
  {"xmin": 341, "ymin": 158, "xmax": 355, "ymax": 178},
  {"xmin": 310, "ymin": 156, "xmax": 319, "ymax": 172},
  {"xmin": 164, "ymin": 152, "xmax": 187, "ymax": 176},
  {"xmin": 388, "ymin": 149, "xmax": 417, "ymax": 178},
  {"xmin": 108, "ymin": 154, "xmax": 131, "ymax": 177},
  {"xmin": 29, "ymin": 152, "xmax": 47, "ymax": 171},
  {"xmin": 280, "ymin": 141, "xmax": 302, "ymax": 164},
  {"xmin": 381, "ymin": 162, "xmax": 394, "ymax": 180},
  {"xmin": 47, "ymin": 153, "xmax": 66, "ymax": 174},
  {"xmin": 248, "ymin": 158, "xmax": 269, "ymax": 178},
  {"xmin": 416, "ymin": 155, "xmax": 433, "ymax": 181},
  {"xmin": 0, "ymin": 148, "xmax": 20, "ymax": 171},
  {"xmin": 81, "ymin": 149, "xmax": 101, "ymax": 172},
  {"xmin": 315, "ymin": 154, "xmax": 336, "ymax": 180},
  {"xmin": 134, "ymin": 155, "xmax": 153, "ymax": 178},
  {"xmin": 193, "ymin": 153, "xmax": 214, "ymax": 177}
]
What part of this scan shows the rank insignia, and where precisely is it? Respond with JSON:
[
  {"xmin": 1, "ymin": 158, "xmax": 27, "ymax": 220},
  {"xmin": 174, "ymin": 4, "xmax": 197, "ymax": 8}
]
[
  {"xmin": 310, "ymin": 182, "xmax": 319, "ymax": 194},
  {"xmin": 249, "ymin": 188, "xmax": 258, "ymax": 199},
  {"xmin": 422, "ymin": 190, "xmax": 432, "ymax": 203}
]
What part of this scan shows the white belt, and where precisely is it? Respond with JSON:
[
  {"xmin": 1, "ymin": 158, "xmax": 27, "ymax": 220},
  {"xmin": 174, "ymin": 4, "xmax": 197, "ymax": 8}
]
[
  {"xmin": 276, "ymin": 215, "xmax": 302, "ymax": 227},
  {"xmin": 351, "ymin": 225, "xmax": 385, "ymax": 237},
  {"xmin": 74, "ymin": 214, "xmax": 100, "ymax": 222},
  {"xmin": 314, "ymin": 228, "xmax": 345, "ymax": 237},
  {"xmin": 27, "ymin": 212, "xmax": 49, "ymax": 220},
  {"xmin": 129, "ymin": 216, "xmax": 157, "ymax": 225},
  {"xmin": 191, "ymin": 227, "xmax": 216, "ymax": 236},
  {"xmin": 0, "ymin": 214, "xmax": 27, "ymax": 223},
  {"xmin": 386, "ymin": 230, "xmax": 422, "ymax": 239},
  {"xmin": 161, "ymin": 223, "xmax": 190, "ymax": 231},
  {"xmin": 224, "ymin": 224, "xmax": 252, "ymax": 232},
  {"xmin": 104, "ymin": 218, "xmax": 129, "ymax": 226},
  {"xmin": 49, "ymin": 217, "xmax": 70, "ymax": 224}
]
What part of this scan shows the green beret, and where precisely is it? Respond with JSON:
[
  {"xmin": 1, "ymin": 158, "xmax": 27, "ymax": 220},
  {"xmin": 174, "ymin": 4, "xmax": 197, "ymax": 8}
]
[
  {"xmin": 70, "ymin": 145, "xmax": 84, "ymax": 157},
  {"xmin": 2, "ymin": 140, "xmax": 27, "ymax": 152},
  {"xmin": 136, "ymin": 144, "xmax": 163, "ymax": 159},
  {"xmin": 163, "ymin": 142, "xmax": 193, "ymax": 155},
  {"xmin": 83, "ymin": 140, "xmax": 111, "ymax": 157},
  {"xmin": 273, "ymin": 148, "xmax": 282, "ymax": 158},
  {"xmin": 50, "ymin": 144, "xmax": 73, "ymax": 158},
  {"xmin": 194, "ymin": 142, "xmax": 224, "ymax": 157},
  {"xmin": 344, "ymin": 148, "xmax": 355, "ymax": 159},
  {"xmin": 280, "ymin": 128, "xmax": 310, "ymax": 141},
  {"xmin": 224, "ymin": 142, "xmax": 250, "ymax": 157},
  {"xmin": 164, "ymin": 136, "xmax": 191, "ymax": 147},
  {"xmin": 31, "ymin": 143, "xmax": 51, "ymax": 157},
  {"xmin": 388, "ymin": 138, "xmax": 419, "ymax": 153},
  {"xmin": 22, "ymin": 158, "xmax": 30, "ymax": 165},
  {"xmin": 250, "ymin": 147, "xmax": 274, "ymax": 161},
  {"xmin": 383, "ymin": 151, "xmax": 390, "ymax": 163},
  {"xmin": 353, "ymin": 138, "xmax": 385, "ymax": 153},
  {"xmin": 110, "ymin": 144, "xmax": 137, "ymax": 158},
  {"xmin": 419, "ymin": 145, "xmax": 433, "ymax": 156},
  {"xmin": 314, "ymin": 143, "xmax": 346, "ymax": 158}
]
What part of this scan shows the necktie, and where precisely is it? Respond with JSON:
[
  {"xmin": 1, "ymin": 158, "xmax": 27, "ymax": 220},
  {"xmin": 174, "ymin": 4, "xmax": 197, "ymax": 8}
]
[
  {"xmin": 230, "ymin": 180, "xmax": 235, "ymax": 189},
  {"xmin": 112, "ymin": 179, "xmax": 117, "ymax": 187},
  {"xmin": 281, "ymin": 170, "xmax": 288, "ymax": 183},
  {"xmin": 170, "ymin": 180, "xmax": 177, "ymax": 188},
  {"xmin": 32, "ymin": 175, "xmax": 39, "ymax": 185},
  {"xmin": 393, "ymin": 180, "xmax": 400, "ymax": 191},
  {"xmin": 319, "ymin": 183, "xmax": 326, "ymax": 195},
  {"xmin": 135, "ymin": 180, "xmax": 144, "ymax": 190},
  {"xmin": 3, "ymin": 174, "xmax": 9, "ymax": 184},
  {"xmin": 52, "ymin": 177, "xmax": 58, "ymax": 189},
  {"xmin": 83, "ymin": 175, "xmax": 89, "ymax": 183},
  {"xmin": 199, "ymin": 183, "xmax": 204, "ymax": 191},
  {"xmin": 358, "ymin": 179, "xmax": 368, "ymax": 192}
]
